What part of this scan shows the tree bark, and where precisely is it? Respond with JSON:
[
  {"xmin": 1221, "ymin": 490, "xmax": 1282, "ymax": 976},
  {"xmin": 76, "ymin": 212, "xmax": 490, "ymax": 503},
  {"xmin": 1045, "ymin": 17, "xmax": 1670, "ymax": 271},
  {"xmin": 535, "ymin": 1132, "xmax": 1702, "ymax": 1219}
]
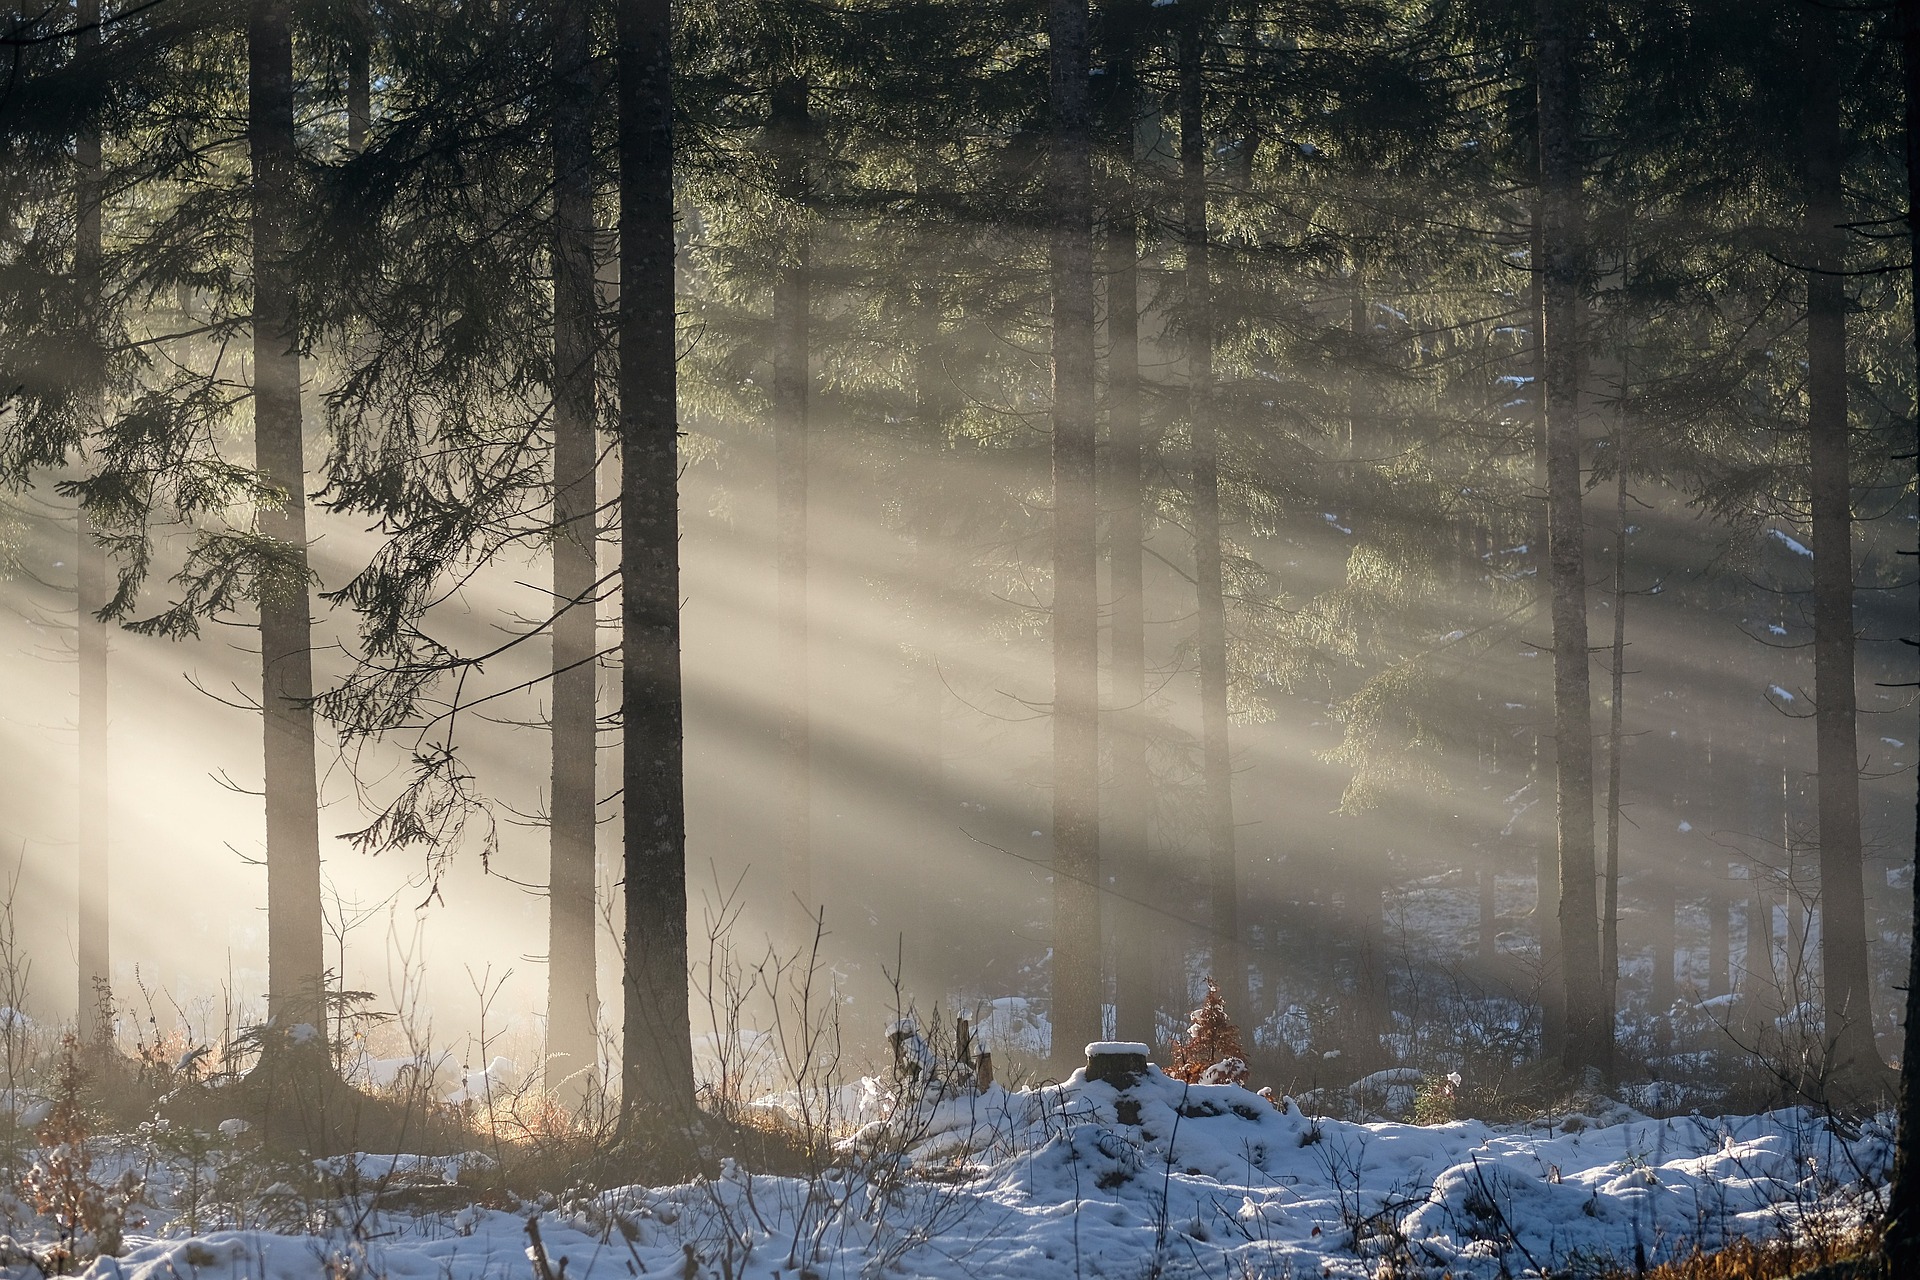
[
  {"xmin": 908, "ymin": 301, "xmax": 952, "ymax": 989},
  {"xmin": 1601, "ymin": 456, "xmax": 1626, "ymax": 1028},
  {"xmin": 1048, "ymin": 0, "xmax": 1101, "ymax": 1065},
  {"xmin": 250, "ymin": 0, "xmax": 326, "ymax": 1059},
  {"xmin": 1801, "ymin": 1, "xmax": 1882, "ymax": 1094},
  {"xmin": 1180, "ymin": 3, "xmax": 1240, "ymax": 1023},
  {"xmin": 547, "ymin": 0, "xmax": 601, "ymax": 1102},
  {"xmin": 1529, "ymin": 205, "xmax": 1564, "ymax": 1062},
  {"xmin": 75, "ymin": 0, "xmax": 109, "ymax": 1044},
  {"xmin": 616, "ymin": 0, "xmax": 697, "ymax": 1140},
  {"xmin": 346, "ymin": 0, "xmax": 370, "ymax": 155},
  {"xmin": 1887, "ymin": 0, "xmax": 1920, "ymax": 1263},
  {"xmin": 771, "ymin": 76, "xmax": 813, "ymax": 919},
  {"xmin": 1100, "ymin": 10, "xmax": 1150, "ymax": 1045},
  {"xmin": 1536, "ymin": 0, "xmax": 1606, "ymax": 1079}
]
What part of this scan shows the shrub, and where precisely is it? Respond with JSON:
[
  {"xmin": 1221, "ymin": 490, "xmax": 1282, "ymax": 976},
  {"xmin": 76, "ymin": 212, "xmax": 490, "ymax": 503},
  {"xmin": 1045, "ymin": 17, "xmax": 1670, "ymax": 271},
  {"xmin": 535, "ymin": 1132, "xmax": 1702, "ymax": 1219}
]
[{"xmin": 1168, "ymin": 978, "xmax": 1247, "ymax": 1086}]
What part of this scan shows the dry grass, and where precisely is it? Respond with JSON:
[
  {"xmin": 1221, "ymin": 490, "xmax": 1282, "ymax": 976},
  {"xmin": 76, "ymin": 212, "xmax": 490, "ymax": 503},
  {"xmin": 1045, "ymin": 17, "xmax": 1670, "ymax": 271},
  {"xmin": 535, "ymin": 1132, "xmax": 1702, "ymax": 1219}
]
[{"xmin": 1603, "ymin": 1225, "xmax": 1884, "ymax": 1280}]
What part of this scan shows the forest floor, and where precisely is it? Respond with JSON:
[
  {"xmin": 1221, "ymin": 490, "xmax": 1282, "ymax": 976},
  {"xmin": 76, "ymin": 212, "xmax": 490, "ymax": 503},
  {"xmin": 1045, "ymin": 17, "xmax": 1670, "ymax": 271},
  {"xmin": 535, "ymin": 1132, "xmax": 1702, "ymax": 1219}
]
[{"xmin": 11, "ymin": 1060, "xmax": 1891, "ymax": 1280}]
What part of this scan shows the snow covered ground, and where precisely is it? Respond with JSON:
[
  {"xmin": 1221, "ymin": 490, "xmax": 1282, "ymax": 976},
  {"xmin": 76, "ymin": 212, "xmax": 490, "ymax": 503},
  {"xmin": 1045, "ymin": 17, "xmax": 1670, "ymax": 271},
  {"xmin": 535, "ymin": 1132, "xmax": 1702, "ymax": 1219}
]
[{"xmin": 48, "ymin": 1062, "xmax": 1890, "ymax": 1280}]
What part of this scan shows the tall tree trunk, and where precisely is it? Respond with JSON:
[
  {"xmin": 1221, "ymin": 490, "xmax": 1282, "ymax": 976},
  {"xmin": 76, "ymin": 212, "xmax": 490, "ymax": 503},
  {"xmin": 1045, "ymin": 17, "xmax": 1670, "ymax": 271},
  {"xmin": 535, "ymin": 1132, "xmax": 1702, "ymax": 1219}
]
[
  {"xmin": 1180, "ymin": 4, "xmax": 1240, "ymax": 1021},
  {"xmin": 1601, "ymin": 456, "xmax": 1626, "ymax": 1028},
  {"xmin": 547, "ymin": 0, "xmax": 600, "ymax": 1101},
  {"xmin": 616, "ymin": 0, "xmax": 696, "ymax": 1139},
  {"xmin": 771, "ymin": 77, "xmax": 812, "ymax": 919},
  {"xmin": 74, "ymin": 0, "xmax": 109, "ymax": 1044},
  {"xmin": 1103, "ymin": 156, "xmax": 1151, "ymax": 1050},
  {"xmin": 1887, "ymin": 0, "xmax": 1920, "ymax": 1263},
  {"xmin": 1048, "ymin": 0, "xmax": 1101, "ymax": 1065},
  {"xmin": 1529, "ymin": 205, "xmax": 1564, "ymax": 1061},
  {"xmin": 250, "ymin": 0, "xmax": 326, "ymax": 1062},
  {"xmin": 346, "ymin": 0, "xmax": 369, "ymax": 155},
  {"xmin": 1802, "ymin": 2, "xmax": 1882, "ymax": 1094},
  {"xmin": 1536, "ymin": 0, "xmax": 1606, "ymax": 1079},
  {"xmin": 1340, "ymin": 284, "xmax": 1392, "ymax": 1070},
  {"xmin": 908, "ymin": 300, "xmax": 951, "ymax": 990}
]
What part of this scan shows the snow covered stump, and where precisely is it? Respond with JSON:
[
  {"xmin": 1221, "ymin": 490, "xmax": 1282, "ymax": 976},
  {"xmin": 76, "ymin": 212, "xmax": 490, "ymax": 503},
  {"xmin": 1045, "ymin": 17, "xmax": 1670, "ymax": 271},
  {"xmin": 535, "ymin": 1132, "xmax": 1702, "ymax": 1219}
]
[{"xmin": 1084, "ymin": 1041, "xmax": 1151, "ymax": 1087}]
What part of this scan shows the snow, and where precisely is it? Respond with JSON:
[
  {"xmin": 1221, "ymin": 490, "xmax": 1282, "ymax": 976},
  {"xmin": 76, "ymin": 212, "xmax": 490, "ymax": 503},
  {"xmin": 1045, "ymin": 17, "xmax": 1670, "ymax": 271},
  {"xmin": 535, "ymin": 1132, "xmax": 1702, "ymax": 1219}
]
[
  {"xmin": 1769, "ymin": 685, "xmax": 1795, "ymax": 703},
  {"xmin": 442, "ymin": 1056, "xmax": 518, "ymax": 1105},
  {"xmin": 66, "ymin": 1068, "xmax": 1890, "ymax": 1280},
  {"xmin": 1084, "ymin": 1042, "xmax": 1149, "ymax": 1057},
  {"xmin": 1767, "ymin": 528, "xmax": 1812, "ymax": 557}
]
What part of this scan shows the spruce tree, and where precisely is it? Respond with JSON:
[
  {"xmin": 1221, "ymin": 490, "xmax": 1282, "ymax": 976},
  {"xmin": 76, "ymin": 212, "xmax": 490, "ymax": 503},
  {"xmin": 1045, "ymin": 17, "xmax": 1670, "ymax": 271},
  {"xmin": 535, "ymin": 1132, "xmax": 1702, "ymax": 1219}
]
[
  {"xmin": 73, "ymin": 0, "xmax": 110, "ymax": 1045},
  {"xmin": 615, "ymin": 0, "xmax": 697, "ymax": 1142},
  {"xmin": 249, "ymin": 0, "xmax": 327, "ymax": 1071},
  {"xmin": 1048, "ymin": 0, "xmax": 1102, "ymax": 1066},
  {"xmin": 546, "ymin": 0, "xmax": 603, "ymax": 1102},
  {"xmin": 1800, "ymin": 0, "xmax": 1883, "ymax": 1095},
  {"xmin": 1535, "ymin": 0, "xmax": 1606, "ymax": 1080}
]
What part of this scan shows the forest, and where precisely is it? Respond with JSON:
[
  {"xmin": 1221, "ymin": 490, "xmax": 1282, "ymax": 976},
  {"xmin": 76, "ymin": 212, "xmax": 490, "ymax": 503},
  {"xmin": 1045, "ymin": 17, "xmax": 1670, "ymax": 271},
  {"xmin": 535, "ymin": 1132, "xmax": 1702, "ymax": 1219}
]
[{"xmin": 2, "ymin": 0, "xmax": 1920, "ymax": 1276}]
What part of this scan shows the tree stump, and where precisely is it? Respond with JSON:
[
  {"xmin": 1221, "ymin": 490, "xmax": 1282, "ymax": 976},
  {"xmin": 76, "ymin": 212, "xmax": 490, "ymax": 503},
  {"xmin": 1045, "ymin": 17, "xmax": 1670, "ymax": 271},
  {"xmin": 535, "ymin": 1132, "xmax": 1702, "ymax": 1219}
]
[{"xmin": 1085, "ymin": 1041, "xmax": 1150, "ymax": 1087}]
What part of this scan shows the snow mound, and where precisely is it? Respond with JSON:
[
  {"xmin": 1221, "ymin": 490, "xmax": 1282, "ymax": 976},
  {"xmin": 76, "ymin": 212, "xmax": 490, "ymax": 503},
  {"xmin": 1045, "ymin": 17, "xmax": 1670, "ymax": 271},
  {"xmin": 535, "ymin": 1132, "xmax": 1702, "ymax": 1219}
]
[{"xmin": 74, "ymin": 1071, "xmax": 1890, "ymax": 1280}]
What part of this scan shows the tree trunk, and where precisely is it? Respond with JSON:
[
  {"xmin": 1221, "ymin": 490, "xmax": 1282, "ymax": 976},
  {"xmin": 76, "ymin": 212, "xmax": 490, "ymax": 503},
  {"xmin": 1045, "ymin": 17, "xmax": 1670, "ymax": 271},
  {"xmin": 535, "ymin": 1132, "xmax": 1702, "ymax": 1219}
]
[
  {"xmin": 1601, "ymin": 457, "xmax": 1626, "ymax": 1027},
  {"xmin": 346, "ymin": 0, "xmax": 369, "ymax": 155},
  {"xmin": 1802, "ymin": 2, "xmax": 1882, "ymax": 1093},
  {"xmin": 771, "ymin": 77, "xmax": 812, "ymax": 919},
  {"xmin": 546, "ymin": 0, "xmax": 601, "ymax": 1102},
  {"xmin": 908, "ymin": 301, "xmax": 952, "ymax": 990},
  {"xmin": 250, "ymin": 0, "xmax": 326, "ymax": 1061},
  {"xmin": 1886, "ymin": 0, "xmax": 1920, "ymax": 1262},
  {"xmin": 75, "ymin": 0, "xmax": 109, "ymax": 1044},
  {"xmin": 1529, "ymin": 207, "xmax": 1564, "ymax": 1062},
  {"xmin": 1180, "ymin": 4, "xmax": 1240, "ymax": 1022},
  {"xmin": 1102, "ymin": 35, "xmax": 1152, "ymax": 1048},
  {"xmin": 1048, "ymin": 0, "xmax": 1101, "ymax": 1066},
  {"xmin": 1536, "ymin": 0, "xmax": 1606, "ymax": 1079},
  {"xmin": 616, "ymin": 0, "xmax": 696, "ymax": 1140}
]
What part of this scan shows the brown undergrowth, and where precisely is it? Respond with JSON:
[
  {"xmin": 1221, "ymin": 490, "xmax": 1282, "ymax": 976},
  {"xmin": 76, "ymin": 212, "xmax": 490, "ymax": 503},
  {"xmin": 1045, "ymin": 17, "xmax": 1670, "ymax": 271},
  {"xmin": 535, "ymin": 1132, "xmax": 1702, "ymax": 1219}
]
[{"xmin": 1599, "ymin": 1225, "xmax": 1884, "ymax": 1280}]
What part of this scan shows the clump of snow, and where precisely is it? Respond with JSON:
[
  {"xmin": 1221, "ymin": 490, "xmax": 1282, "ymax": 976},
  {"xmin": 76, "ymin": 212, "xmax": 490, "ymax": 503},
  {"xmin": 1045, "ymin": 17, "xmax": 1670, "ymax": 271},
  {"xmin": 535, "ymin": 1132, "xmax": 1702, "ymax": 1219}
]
[
  {"xmin": 344, "ymin": 1048, "xmax": 456, "ymax": 1094},
  {"xmin": 1767, "ymin": 528, "xmax": 1813, "ymax": 557},
  {"xmin": 443, "ymin": 1056, "xmax": 517, "ymax": 1105},
  {"xmin": 1084, "ymin": 1041, "xmax": 1149, "ymax": 1057}
]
